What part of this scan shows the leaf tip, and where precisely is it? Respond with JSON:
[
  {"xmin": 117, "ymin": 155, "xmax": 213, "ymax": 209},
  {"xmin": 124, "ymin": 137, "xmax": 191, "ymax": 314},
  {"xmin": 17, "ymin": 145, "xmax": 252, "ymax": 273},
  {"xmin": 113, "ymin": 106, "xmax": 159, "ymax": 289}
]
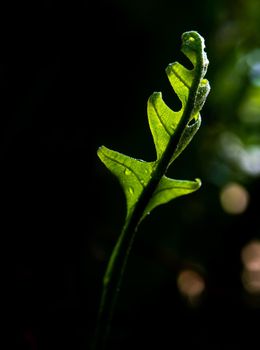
[
  {"xmin": 181, "ymin": 30, "xmax": 204, "ymax": 49},
  {"xmin": 148, "ymin": 91, "xmax": 162, "ymax": 109},
  {"xmin": 97, "ymin": 145, "xmax": 110, "ymax": 164},
  {"xmin": 165, "ymin": 62, "xmax": 176, "ymax": 76},
  {"xmin": 97, "ymin": 145, "xmax": 104, "ymax": 156},
  {"xmin": 150, "ymin": 91, "xmax": 162, "ymax": 100},
  {"xmin": 194, "ymin": 178, "xmax": 202, "ymax": 189}
]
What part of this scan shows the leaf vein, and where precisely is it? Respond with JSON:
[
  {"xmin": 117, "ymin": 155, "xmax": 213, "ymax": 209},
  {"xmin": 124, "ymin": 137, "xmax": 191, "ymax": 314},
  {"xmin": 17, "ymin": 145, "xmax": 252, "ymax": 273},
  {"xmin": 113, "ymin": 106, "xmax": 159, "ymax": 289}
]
[
  {"xmin": 155, "ymin": 185, "xmax": 196, "ymax": 195},
  {"xmin": 101, "ymin": 151, "xmax": 146, "ymax": 188},
  {"xmin": 170, "ymin": 65, "xmax": 190, "ymax": 89},
  {"xmin": 152, "ymin": 99, "xmax": 172, "ymax": 136}
]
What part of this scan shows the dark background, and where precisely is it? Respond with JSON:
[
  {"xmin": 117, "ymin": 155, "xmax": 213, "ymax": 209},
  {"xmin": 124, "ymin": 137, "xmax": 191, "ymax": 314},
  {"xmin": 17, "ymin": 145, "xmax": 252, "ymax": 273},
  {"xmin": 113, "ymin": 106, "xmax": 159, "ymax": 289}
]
[{"xmin": 3, "ymin": 1, "xmax": 260, "ymax": 349}]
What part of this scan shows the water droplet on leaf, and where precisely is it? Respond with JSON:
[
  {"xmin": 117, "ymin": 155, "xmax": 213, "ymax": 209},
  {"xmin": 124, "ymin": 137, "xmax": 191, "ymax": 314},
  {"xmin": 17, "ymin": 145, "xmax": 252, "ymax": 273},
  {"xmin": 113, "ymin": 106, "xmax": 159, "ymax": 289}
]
[
  {"xmin": 124, "ymin": 168, "xmax": 131, "ymax": 175},
  {"xmin": 129, "ymin": 187, "xmax": 134, "ymax": 195}
]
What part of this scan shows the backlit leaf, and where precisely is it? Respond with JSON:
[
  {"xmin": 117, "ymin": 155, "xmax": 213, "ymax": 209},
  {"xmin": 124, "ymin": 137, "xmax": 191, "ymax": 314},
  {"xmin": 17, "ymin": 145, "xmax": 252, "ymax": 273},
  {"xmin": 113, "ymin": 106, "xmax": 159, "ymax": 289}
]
[{"xmin": 98, "ymin": 31, "xmax": 210, "ymax": 223}]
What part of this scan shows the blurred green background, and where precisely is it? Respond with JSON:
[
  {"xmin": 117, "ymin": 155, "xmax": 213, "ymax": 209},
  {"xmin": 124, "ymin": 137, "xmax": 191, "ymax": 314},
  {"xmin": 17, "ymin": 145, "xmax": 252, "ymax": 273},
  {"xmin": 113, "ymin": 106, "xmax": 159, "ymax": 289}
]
[{"xmin": 3, "ymin": 0, "xmax": 260, "ymax": 349}]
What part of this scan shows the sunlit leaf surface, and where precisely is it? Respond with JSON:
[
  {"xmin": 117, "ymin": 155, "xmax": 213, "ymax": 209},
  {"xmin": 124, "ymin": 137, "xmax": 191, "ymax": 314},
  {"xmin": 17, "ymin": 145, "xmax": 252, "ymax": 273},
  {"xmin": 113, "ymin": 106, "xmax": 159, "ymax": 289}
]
[
  {"xmin": 94, "ymin": 31, "xmax": 210, "ymax": 350},
  {"xmin": 98, "ymin": 31, "xmax": 210, "ymax": 223}
]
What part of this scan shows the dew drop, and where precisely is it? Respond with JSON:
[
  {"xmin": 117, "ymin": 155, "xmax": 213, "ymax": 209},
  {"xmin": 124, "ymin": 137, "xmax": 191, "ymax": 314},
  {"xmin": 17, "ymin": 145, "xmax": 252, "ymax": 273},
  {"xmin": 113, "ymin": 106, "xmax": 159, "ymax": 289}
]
[
  {"xmin": 124, "ymin": 168, "xmax": 131, "ymax": 175},
  {"xmin": 129, "ymin": 187, "xmax": 134, "ymax": 195}
]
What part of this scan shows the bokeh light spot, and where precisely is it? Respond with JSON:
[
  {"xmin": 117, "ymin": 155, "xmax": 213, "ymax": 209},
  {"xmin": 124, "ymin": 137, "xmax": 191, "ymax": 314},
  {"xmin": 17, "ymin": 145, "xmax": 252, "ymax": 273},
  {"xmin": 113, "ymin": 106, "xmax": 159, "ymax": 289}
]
[
  {"xmin": 177, "ymin": 269, "xmax": 205, "ymax": 300},
  {"xmin": 246, "ymin": 48, "xmax": 260, "ymax": 86},
  {"xmin": 220, "ymin": 182, "xmax": 249, "ymax": 214},
  {"xmin": 241, "ymin": 240, "xmax": 260, "ymax": 294},
  {"xmin": 242, "ymin": 270, "xmax": 260, "ymax": 294},
  {"xmin": 241, "ymin": 241, "xmax": 260, "ymax": 271}
]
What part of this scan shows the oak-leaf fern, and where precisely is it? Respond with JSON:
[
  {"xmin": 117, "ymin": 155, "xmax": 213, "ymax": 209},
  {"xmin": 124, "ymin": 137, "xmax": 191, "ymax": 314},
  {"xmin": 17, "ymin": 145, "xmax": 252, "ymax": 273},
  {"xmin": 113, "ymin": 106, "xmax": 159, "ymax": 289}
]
[{"xmin": 94, "ymin": 30, "xmax": 210, "ymax": 350}]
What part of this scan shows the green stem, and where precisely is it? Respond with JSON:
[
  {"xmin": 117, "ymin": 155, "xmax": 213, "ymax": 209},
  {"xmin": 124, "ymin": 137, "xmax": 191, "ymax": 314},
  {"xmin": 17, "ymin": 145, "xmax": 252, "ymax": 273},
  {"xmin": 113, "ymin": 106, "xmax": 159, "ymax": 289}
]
[{"xmin": 92, "ymin": 35, "xmax": 204, "ymax": 350}]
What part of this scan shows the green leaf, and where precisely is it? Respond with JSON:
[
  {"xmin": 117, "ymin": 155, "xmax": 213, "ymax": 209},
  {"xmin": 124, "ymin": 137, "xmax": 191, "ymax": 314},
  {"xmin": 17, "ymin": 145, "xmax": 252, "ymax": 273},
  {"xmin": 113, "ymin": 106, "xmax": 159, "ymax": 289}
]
[
  {"xmin": 94, "ymin": 31, "xmax": 210, "ymax": 350},
  {"xmin": 147, "ymin": 91, "xmax": 202, "ymax": 164},
  {"xmin": 98, "ymin": 146, "xmax": 154, "ymax": 219},
  {"xmin": 147, "ymin": 91, "xmax": 182, "ymax": 160},
  {"xmin": 98, "ymin": 31, "xmax": 210, "ymax": 222},
  {"xmin": 143, "ymin": 177, "xmax": 201, "ymax": 218}
]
